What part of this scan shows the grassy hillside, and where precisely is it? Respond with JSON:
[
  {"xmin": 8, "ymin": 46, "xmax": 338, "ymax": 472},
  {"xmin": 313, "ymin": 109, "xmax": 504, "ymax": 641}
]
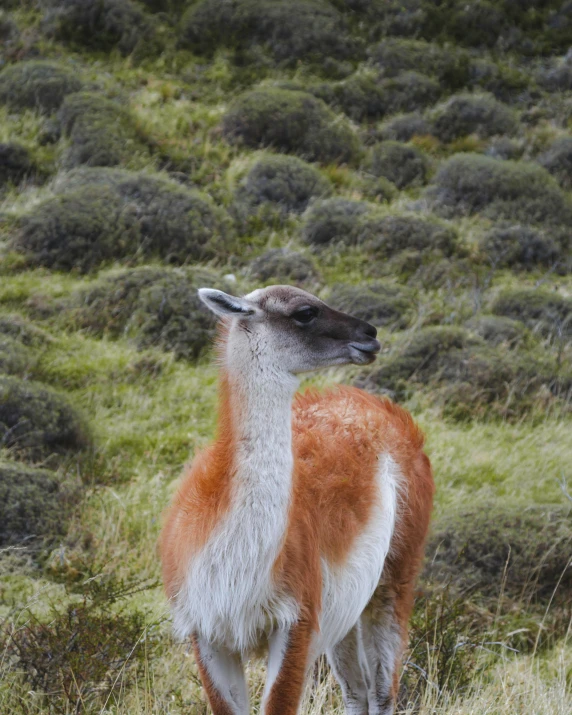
[{"xmin": 0, "ymin": 1, "xmax": 571, "ymax": 712}]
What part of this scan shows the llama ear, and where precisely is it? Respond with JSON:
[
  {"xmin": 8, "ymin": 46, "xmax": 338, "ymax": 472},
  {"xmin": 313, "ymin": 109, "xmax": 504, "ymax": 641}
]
[{"xmin": 198, "ymin": 288, "xmax": 256, "ymax": 318}]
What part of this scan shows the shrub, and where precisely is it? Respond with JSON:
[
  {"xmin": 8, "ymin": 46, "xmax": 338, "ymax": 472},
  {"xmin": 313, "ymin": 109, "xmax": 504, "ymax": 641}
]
[
  {"xmin": 430, "ymin": 93, "xmax": 518, "ymax": 143},
  {"xmin": 537, "ymin": 62, "xmax": 572, "ymax": 92},
  {"xmin": 8, "ymin": 570, "xmax": 158, "ymax": 714},
  {"xmin": 538, "ymin": 137, "xmax": 572, "ymax": 190},
  {"xmin": 358, "ymin": 214, "xmax": 458, "ymax": 258},
  {"xmin": 235, "ymin": 154, "xmax": 331, "ymax": 214},
  {"xmin": 492, "ymin": 289, "xmax": 572, "ymax": 339},
  {"xmin": 0, "ymin": 314, "xmax": 53, "ymax": 347},
  {"xmin": 465, "ymin": 315, "xmax": 526, "ymax": 348},
  {"xmin": 58, "ymin": 92, "xmax": 151, "ymax": 169},
  {"xmin": 480, "ymin": 225, "xmax": 565, "ymax": 272},
  {"xmin": 0, "ymin": 143, "xmax": 35, "ymax": 186},
  {"xmin": 428, "ymin": 154, "xmax": 572, "ymax": 225},
  {"xmin": 379, "ymin": 113, "xmax": 433, "ymax": 142},
  {"xmin": 16, "ymin": 169, "xmax": 232, "ymax": 272},
  {"xmin": 0, "ymin": 376, "xmax": 87, "ymax": 460},
  {"xmin": 221, "ymin": 87, "xmax": 360, "ymax": 164},
  {"xmin": 381, "ymin": 71, "xmax": 441, "ymax": 114},
  {"xmin": 308, "ymin": 73, "xmax": 387, "ymax": 122},
  {"xmin": 366, "ymin": 141, "xmax": 429, "ymax": 189},
  {"xmin": 425, "ymin": 502, "xmax": 572, "ymax": 604},
  {"xmin": 357, "ymin": 325, "xmax": 572, "ymax": 420},
  {"xmin": 368, "ymin": 38, "xmax": 471, "ymax": 89},
  {"xmin": 0, "ymin": 336, "xmax": 34, "ymax": 377},
  {"xmin": 249, "ymin": 249, "xmax": 317, "ymax": 283},
  {"xmin": 0, "ymin": 61, "xmax": 82, "ymax": 114},
  {"xmin": 328, "ymin": 282, "xmax": 414, "ymax": 329},
  {"xmin": 44, "ymin": 0, "xmax": 153, "ymax": 55},
  {"xmin": 0, "ymin": 461, "xmax": 71, "ymax": 545},
  {"xmin": 301, "ymin": 198, "xmax": 372, "ymax": 247},
  {"xmin": 179, "ymin": 0, "xmax": 358, "ymax": 66},
  {"xmin": 66, "ymin": 267, "xmax": 223, "ymax": 360}
]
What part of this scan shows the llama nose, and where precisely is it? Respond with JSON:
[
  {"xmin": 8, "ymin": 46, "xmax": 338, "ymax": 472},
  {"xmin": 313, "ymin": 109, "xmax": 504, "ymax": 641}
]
[{"xmin": 361, "ymin": 322, "xmax": 377, "ymax": 340}]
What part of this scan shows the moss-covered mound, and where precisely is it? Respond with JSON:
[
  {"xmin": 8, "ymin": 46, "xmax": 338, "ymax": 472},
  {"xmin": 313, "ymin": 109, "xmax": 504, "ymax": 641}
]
[
  {"xmin": 0, "ymin": 61, "xmax": 83, "ymax": 114},
  {"xmin": 328, "ymin": 282, "xmax": 413, "ymax": 330},
  {"xmin": 249, "ymin": 249, "xmax": 317, "ymax": 283},
  {"xmin": 235, "ymin": 154, "xmax": 331, "ymax": 214},
  {"xmin": 67, "ymin": 267, "xmax": 224, "ymax": 360},
  {"xmin": 179, "ymin": 0, "xmax": 358, "ymax": 66},
  {"xmin": 301, "ymin": 198, "xmax": 372, "ymax": 247},
  {"xmin": 221, "ymin": 88, "xmax": 360, "ymax": 164},
  {"xmin": 357, "ymin": 214, "xmax": 458, "ymax": 258},
  {"xmin": 479, "ymin": 225, "xmax": 567, "ymax": 272},
  {"xmin": 492, "ymin": 289, "xmax": 572, "ymax": 339},
  {"xmin": 465, "ymin": 315, "xmax": 526, "ymax": 348},
  {"xmin": 357, "ymin": 326, "xmax": 572, "ymax": 420},
  {"xmin": 538, "ymin": 137, "xmax": 572, "ymax": 190},
  {"xmin": 44, "ymin": 0, "xmax": 153, "ymax": 55},
  {"xmin": 431, "ymin": 93, "xmax": 518, "ymax": 143},
  {"xmin": 0, "ymin": 143, "xmax": 35, "ymax": 186},
  {"xmin": 425, "ymin": 503, "xmax": 572, "ymax": 604},
  {"xmin": 369, "ymin": 38, "xmax": 470, "ymax": 89},
  {"xmin": 0, "ymin": 461, "xmax": 72, "ymax": 545},
  {"xmin": 0, "ymin": 376, "xmax": 87, "ymax": 459},
  {"xmin": 58, "ymin": 92, "xmax": 151, "ymax": 169},
  {"xmin": 428, "ymin": 154, "xmax": 572, "ymax": 225},
  {"xmin": 15, "ymin": 169, "xmax": 232, "ymax": 272},
  {"xmin": 366, "ymin": 141, "xmax": 429, "ymax": 189}
]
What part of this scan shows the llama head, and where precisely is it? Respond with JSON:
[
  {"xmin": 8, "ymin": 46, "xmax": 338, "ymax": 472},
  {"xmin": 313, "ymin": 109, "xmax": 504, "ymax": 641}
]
[{"xmin": 198, "ymin": 285, "xmax": 380, "ymax": 375}]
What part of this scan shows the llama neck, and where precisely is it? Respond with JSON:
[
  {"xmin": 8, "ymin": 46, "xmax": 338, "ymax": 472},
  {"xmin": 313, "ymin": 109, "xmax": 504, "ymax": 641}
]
[{"xmin": 220, "ymin": 326, "xmax": 298, "ymax": 506}]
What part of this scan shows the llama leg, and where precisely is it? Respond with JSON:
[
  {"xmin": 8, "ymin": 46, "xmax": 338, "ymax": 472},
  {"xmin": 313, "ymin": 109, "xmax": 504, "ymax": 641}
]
[
  {"xmin": 327, "ymin": 623, "xmax": 369, "ymax": 715},
  {"xmin": 191, "ymin": 634, "xmax": 249, "ymax": 715},
  {"xmin": 360, "ymin": 587, "xmax": 410, "ymax": 715},
  {"xmin": 262, "ymin": 620, "xmax": 315, "ymax": 715}
]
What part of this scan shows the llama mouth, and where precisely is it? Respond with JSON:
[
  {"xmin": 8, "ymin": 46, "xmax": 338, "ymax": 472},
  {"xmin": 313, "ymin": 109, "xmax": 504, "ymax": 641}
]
[{"xmin": 349, "ymin": 340, "xmax": 381, "ymax": 364}]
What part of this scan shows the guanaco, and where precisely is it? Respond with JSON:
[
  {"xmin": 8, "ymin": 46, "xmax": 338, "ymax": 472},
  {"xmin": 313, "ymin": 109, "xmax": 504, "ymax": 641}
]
[{"xmin": 160, "ymin": 285, "xmax": 434, "ymax": 715}]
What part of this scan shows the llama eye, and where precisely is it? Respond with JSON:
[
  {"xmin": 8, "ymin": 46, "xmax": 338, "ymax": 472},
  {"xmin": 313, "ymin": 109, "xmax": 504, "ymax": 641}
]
[{"xmin": 291, "ymin": 306, "xmax": 319, "ymax": 324}]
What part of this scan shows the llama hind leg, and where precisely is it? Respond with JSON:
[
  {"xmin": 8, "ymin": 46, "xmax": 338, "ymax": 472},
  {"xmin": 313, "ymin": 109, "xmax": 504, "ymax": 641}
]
[
  {"xmin": 262, "ymin": 619, "xmax": 315, "ymax": 715},
  {"xmin": 327, "ymin": 622, "xmax": 369, "ymax": 715},
  {"xmin": 191, "ymin": 634, "xmax": 249, "ymax": 715}
]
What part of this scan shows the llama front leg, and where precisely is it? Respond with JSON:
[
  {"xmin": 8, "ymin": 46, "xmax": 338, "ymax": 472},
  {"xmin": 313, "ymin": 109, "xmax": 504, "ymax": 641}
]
[
  {"xmin": 262, "ymin": 620, "xmax": 315, "ymax": 715},
  {"xmin": 191, "ymin": 634, "xmax": 249, "ymax": 715}
]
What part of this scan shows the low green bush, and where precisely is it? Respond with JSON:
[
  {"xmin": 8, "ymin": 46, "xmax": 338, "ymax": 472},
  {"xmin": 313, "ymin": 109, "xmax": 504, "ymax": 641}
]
[
  {"xmin": 0, "ymin": 143, "xmax": 35, "ymax": 186},
  {"xmin": 492, "ymin": 289, "xmax": 572, "ymax": 339},
  {"xmin": 0, "ymin": 376, "xmax": 88, "ymax": 460},
  {"xmin": 308, "ymin": 73, "xmax": 387, "ymax": 122},
  {"xmin": 0, "ymin": 61, "xmax": 82, "ymax": 114},
  {"xmin": 58, "ymin": 92, "xmax": 151, "ymax": 168},
  {"xmin": 0, "ymin": 461, "xmax": 72, "ymax": 545},
  {"xmin": 426, "ymin": 502, "xmax": 572, "ymax": 604},
  {"xmin": 0, "ymin": 336, "xmax": 34, "ymax": 377},
  {"xmin": 16, "ymin": 169, "xmax": 233, "ymax": 272},
  {"xmin": 328, "ymin": 282, "xmax": 414, "ymax": 329},
  {"xmin": 179, "ymin": 0, "xmax": 359, "ymax": 67},
  {"xmin": 66, "ymin": 267, "xmax": 225, "ymax": 360},
  {"xmin": 44, "ymin": 0, "xmax": 153, "ymax": 56},
  {"xmin": 479, "ymin": 225, "xmax": 565, "ymax": 272},
  {"xmin": 379, "ymin": 113, "xmax": 433, "ymax": 142},
  {"xmin": 368, "ymin": 38, "xmax": 471, "ymax": 90},
  {"xmin": 358, "ymin": 214, "xmax": 458, "ymax": 258},
  {"xmin": 235, "ymin": 154, "xmax": 331, "ymax": 214},
  {"xmin": 366, "ymin": 141, "xmax": 429, "ymax": 189},
  {"xmin": 0, "ymin": 315, "xmax": 53, "ymax": 346},
  {"xmin": 380, "ymin": 71, "xmax": 441, "ymax": 114},
  {"xmin": 301, "ymin": 198, "xmax": 372, "ymax": 247},
  {"xmin": 465, "ymin": 315, "xmax": 527, "ymax": 348},
  {"xmin": 430, "ymin": 93, "xmax": 518, "ymax": 143},
  {"xmin": 221, "ymin": 87, "xmax": 360, "ymax": 164},
  {"xmin": 249, "ymin": 249, "xmax": 317, "ymax": 283},
  {"xmin": 538, "ymin": 137, "xmax": 572, "ymax": 190},
  {"xmin": 428, "ymin": 154, "xmax": 572, "ymax": 225},
  {"xmin": 357, "ymin": 325, "xmax": 572, "ymax": 420}
]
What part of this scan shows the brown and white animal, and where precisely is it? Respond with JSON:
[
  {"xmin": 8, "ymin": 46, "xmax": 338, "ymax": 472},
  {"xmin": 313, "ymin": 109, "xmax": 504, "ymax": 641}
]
[{"xmin": 160, "ymin": 285, "xmax": 434, "ymax": 715}]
